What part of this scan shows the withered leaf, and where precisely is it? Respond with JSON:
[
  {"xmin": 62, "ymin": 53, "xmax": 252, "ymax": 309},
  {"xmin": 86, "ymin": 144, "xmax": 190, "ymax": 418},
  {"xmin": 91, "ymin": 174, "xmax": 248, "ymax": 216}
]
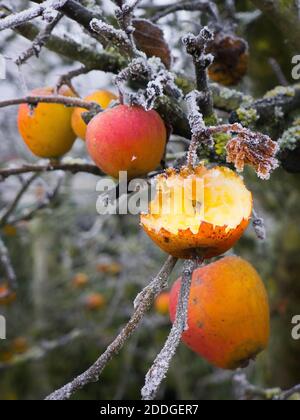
[{"xmin": 133, "ymin": 18, "xmax": 172, "ymax": 69}]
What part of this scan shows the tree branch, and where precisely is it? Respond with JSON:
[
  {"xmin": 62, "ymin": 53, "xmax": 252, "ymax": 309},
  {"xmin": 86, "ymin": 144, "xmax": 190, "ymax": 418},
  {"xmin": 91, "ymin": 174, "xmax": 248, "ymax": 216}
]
[
  {"xmin": 141, "ymin": 258, "xmax": 199, "ymax": 400},
  {"xmin": 15, "ymin": 12, "xmax": 63, "ymax": 66},
  {"xmin": 45, "ymin": 255, "xmax": 178, "ymax": 400},
  {"xmin": 0, "ymin": 161, "xmax": 103, "ymax": 181},
  {"xmin": 0, "ymin": 94, "xmax": 102, "ymax": 112}
]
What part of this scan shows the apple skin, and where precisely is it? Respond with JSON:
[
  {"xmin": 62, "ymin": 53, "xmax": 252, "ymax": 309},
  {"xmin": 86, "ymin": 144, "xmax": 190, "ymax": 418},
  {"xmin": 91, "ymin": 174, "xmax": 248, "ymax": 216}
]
[
  {"xmin": 169, "ymin": 256, "xmax": 270, "ymax": 370},
  {"xmin": 18, "ymin": 86, "xmax": 76, "ymax": 159},
  {"xmin": 154, "ymin": 292, "xmax": 170, "ymax": 315},
  {"xmin": 86, "ymin": 105, "xmax": 167, "ymax": 179},
  {"xmin": 71, "ymin": 90, "xmax": 117, "ymax": 140}
]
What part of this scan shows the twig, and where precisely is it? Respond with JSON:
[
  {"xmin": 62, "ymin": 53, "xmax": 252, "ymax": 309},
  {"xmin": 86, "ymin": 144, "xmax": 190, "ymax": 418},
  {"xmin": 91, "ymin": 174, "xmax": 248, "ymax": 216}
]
[
  {"xmin": 186, "ymin": 90, "xmax": 212, "ymax": 166},
  {"xmin": 45, "ymin": 256, "xmax": 178, "ymax": 400},
  {"xmin": 0, "ymin": 0, "xmax": 68, "ymax": 32},
  {"xmin": 0, "ymin": 95, "xmax": 102, "ymax": 112},
  {"xmin": 15, "ymin": 12, "xmax": 63, "ymax": 66},
  {"xmin": 0, "ymin": 161, "xmax": 103, "ymax": 182},
  {"xmin": 234, "ymin": 373, "xmax": 300, "ymax": 400},
  {"xmin": 279, "ymin": 384, "xmax": 300, "ymax": 400},
  {"xmin": 268, "ymin": 58, "xmax": 288, "ymax": 87},
  {"xmin": 252, "ymin": 209, "xmax": 266, "ymax": 241},
  {"xmin": 0, "ymin": 329, "xmax": 84, "ymax": 370},
  {"xmin": 90, "ymin": 18, "xmax": 134, "ymax": 57},
  {"xmin": 141, "ymin": 258, "xmax": 199, "ymax": 400},
  {"xmin": 0, "ymin": 174, "xmax": 39, "ymax": 227},
  {"xmin": 56, "ymin": 66, "xmax": 92, "ymax": 93},
  {"xmin": 8, "ymin": 174, "xmax": 64, "ymax": 225},
  {"xmin": 114, "ymin": 0, "xmax": 143, "ymax": 57},
  {"xmin": 182, "ymin": 27, "xmax": 215, "ymax": 118},
  {"xmin": 233, "ymin": 373, "xmax": 281, "ymax": 400},
  {"xmin": 151, "ymin": 0, "xmax": 219, "ymax": 23}
]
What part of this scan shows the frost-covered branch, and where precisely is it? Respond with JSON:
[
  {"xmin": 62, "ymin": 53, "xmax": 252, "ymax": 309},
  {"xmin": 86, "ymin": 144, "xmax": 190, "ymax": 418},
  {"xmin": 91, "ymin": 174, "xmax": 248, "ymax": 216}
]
[
  {"xmin": 114, "ymin": 0, "xmax": 143, "ymax": 56},
  {"xmin": 141, "ymin": 259, "xmax": 199, "ymax": 400},
  {"xmin": 233, "ymin": 373, "xmax": 300, "ymax": 401},
  {"xmin": 186, "ymin": 90, "xmax": 213, "ymax": 166},
  {"xmin": 0, "ymin": 95, "xmax": 102, "ymax": 113},
  {"xmin": 15, "ymin": 12, "xmax": 63, "ymax": 66},
  {"xmin": 90, "ymin": 18, "xmax": 134, "ymax": 57},
  {"xmin": 0, "ymin": 0, "xmax": 68, "ymax": 32},
  {"xmin": 115, "ymin": 57, "xmax": 182, "ymax": 110},
  {"xmin": 45, "ymin": 256, "xmax": 178, "ymax": 400},
  {"xmin": 182, "ymin": 27, "xmax": 215, "ymax": 118}
]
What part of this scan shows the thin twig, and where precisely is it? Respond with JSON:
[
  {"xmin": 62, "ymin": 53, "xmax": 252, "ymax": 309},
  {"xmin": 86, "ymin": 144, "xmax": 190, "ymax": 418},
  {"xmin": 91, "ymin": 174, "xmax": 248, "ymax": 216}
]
[
  {"xmin": 141, "ymin": 258, "xmax": 200, "ymax": 400},
  {"xmin": 8, "ymin": 174, "xmax": 64, "ymax": 225},
  {"xmin": 45, "ymin": 256, "xmax": 178, "ymax": 400},
  {"xmin": 56, "ymin": 66, "xmax": 92, "ymax": 93},
  {"xmin": 0, "ymin": 95, "xmax": 102, "ymax": 112},
  {"xmin": 0, "ymin": 162, "xmax": 103, "ymax": 181},
  {"xmin": 15, "ymin": 12, "xmax": 63, "ymax": 66},
  {"xmin": 279, "ymin": 384, "xmax": 300, "ymax": 400},
  {"xmin": 268, "ymin": 58, "xmax": 288, "ymax": 87},
  {"xmin": 0, "ymin": 174, "xmax": 39, "ymax": 227},
  {"xmin": 151, "ymin": 0, "xmax": 219, "ymax": 23}
]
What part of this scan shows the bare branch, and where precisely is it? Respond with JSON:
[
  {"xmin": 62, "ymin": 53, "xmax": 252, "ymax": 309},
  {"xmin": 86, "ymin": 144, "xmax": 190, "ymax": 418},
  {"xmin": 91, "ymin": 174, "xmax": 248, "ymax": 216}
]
[
  {"xmin": 141, "ymin": 259, "xmax": 199, "ymax": 400},
  {"xmin": 150, "ymin": 0, "xmax": 219, "ymax": 23},
  {"xmin": 45, "ymin": 256, "xmax": 178, "ymax": 400},
  {"xmin": 0, "ymin": 161, "xmax": 103, "ymax": 182},
  {"xmin": 0, "ymin": 174, "xmax": 39, "ymax": 227},
  {"xmin": 15, "ymin": 12, "xmax": 63, "ymax": 66},
  {"xmin": 0, "ymin": 94, "xmax": 102, "ymax": 112},
  {"xmin": 8, "ymin": 174, "xmax": 64, "ymax": 225}
]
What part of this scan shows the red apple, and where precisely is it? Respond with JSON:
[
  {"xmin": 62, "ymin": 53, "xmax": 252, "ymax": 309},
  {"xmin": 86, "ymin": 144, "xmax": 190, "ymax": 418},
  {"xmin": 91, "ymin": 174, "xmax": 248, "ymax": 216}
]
[{"xmin": 86, "ymin": 105, "xmax": 167, "ymax": 179}]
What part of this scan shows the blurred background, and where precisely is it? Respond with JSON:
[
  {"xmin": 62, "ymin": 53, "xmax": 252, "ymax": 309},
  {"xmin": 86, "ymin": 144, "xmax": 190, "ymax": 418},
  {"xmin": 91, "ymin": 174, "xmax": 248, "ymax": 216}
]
[{"xmin": 0, "ymin": 0, "xmax": 299, "ymax": 400}]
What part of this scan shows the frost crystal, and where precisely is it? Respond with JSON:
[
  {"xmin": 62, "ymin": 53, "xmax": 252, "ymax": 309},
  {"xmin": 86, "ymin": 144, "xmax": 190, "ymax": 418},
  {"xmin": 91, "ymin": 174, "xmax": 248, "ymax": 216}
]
[
  {"xmin": 186, "ymin": 90, "xmax": 213, "ymax": 148},
  {"xmin": 115, "ymin": 56, "xmax": 183, "ymax": 111}
]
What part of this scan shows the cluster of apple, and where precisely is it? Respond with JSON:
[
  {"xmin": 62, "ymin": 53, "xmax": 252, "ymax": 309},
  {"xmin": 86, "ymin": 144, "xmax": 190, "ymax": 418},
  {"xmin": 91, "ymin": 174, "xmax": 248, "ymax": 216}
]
[
  {"xmin": 17, "ymin": 86, "xmax": 167, "ymax": 179},
  {"xmin": 16, "ymin": 84, "xmax": 270, "ymax": 371}
]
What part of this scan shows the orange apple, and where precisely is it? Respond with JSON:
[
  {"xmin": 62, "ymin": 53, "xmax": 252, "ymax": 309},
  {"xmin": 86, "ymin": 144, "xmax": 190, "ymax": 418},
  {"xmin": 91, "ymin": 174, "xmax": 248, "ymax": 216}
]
[
  {"xmin": 71, "ymin": 90, "xmax": 117, "ymax": 140},
  {"xmin": 18, "ymin": 86, "xmax": 76, "ymax": 158},
  {"xmin": 169, "ymin": 256, "xmax": 270, "ymax": 370}
]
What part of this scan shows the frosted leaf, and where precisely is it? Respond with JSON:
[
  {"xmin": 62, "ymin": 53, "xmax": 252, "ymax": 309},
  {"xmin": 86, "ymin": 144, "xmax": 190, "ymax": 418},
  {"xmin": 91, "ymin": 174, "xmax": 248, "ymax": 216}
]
[{"xmin": 224, "ymin": 124, "xmax": 279, "ymax": 180}]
